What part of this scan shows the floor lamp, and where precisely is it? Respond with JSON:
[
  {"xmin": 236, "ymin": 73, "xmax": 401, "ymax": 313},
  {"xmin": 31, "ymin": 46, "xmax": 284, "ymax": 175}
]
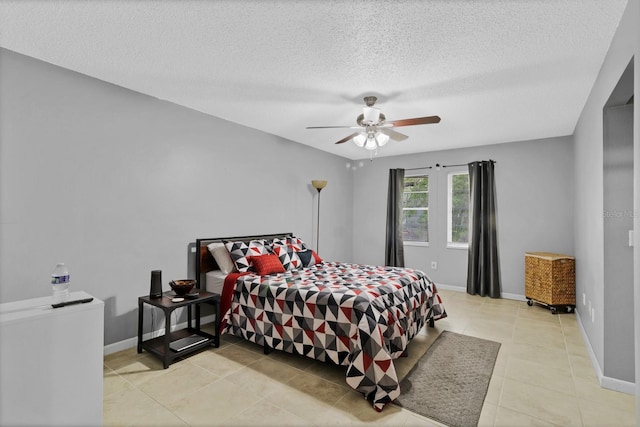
[{"xmin": 311, "ymin": 180, "xmax": 327, "ymax": 253}]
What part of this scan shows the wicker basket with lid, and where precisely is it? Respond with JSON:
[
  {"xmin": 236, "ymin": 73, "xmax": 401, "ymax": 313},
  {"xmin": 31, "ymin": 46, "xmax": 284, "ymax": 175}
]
[{"xmin": 525, "ymin": 252, "xmax": 575, "ymax": 314}]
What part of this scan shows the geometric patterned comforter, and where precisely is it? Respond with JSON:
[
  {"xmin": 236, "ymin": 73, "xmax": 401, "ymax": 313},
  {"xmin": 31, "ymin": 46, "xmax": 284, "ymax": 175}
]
[{"xmin": 222, "ymin": 261, "xmax": 447, "ymax": 411}]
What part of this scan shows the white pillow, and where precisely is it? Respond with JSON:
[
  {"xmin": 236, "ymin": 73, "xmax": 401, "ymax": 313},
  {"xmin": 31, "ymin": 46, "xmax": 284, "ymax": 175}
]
[{"xmin": 207, "ymin": 242, "xmax": 236, "ymax": 274}]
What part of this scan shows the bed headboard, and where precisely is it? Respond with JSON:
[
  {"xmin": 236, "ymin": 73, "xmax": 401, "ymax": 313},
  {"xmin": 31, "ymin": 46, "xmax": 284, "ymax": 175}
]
[{"xmin": 195, "ymin": 232, "xmax": 292, "ymax": 289}]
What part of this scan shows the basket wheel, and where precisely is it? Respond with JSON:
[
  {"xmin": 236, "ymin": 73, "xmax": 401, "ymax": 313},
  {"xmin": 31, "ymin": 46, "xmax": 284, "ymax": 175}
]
[
  {"xmin": 550, "ymin": 307, "xmax": 558, "ymax": 315},
  {"xmin": 526, "ymin": 299, "xmax": 533, "ymax": 307}
]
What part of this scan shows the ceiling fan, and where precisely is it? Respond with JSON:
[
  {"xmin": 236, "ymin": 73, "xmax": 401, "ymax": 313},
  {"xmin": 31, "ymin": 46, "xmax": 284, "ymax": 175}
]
[{"xmin": 306, "ymin": 96, "xmax": 440, "ymax": 151}]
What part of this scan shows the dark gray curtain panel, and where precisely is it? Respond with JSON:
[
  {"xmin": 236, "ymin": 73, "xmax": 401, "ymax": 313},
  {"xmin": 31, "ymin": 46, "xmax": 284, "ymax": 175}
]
[
  {"xmin": 385, "ymin": 168, "xmax": 405, "ymax": 267},
  {"xmin": 466, "ymin": 160, "xmax": 501, "ymax": 297}
]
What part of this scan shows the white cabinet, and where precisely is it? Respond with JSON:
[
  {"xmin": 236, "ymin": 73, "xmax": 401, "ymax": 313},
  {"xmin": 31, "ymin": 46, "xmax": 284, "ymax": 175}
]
[{"xmin": 0, "ymin": 291, "xmax": 104, "ymax": 426}]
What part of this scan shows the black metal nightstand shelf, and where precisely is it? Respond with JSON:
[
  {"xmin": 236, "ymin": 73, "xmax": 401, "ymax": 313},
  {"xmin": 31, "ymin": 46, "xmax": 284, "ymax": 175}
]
[{"xmin": 137, "ymin": 290, "xmax": 220, "ymax": 368}]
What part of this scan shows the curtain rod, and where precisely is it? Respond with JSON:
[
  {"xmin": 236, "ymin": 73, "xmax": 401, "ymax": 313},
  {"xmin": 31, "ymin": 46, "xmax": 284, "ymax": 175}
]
[{"xmin": 405, "ymin": 159, "xmax": 496, "ymax": 171}]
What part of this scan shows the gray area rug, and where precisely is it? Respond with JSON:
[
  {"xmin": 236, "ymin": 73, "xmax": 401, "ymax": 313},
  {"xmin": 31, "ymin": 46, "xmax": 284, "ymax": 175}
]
[{"xmin": 395, "ymin": 331, "xmax": 501, "ymax": 427}]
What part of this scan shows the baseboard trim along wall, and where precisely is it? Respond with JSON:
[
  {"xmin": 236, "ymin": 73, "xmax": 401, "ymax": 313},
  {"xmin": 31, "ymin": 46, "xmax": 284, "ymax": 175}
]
[
  {"xmin": 576, "ymin": 310, "xmax": 637, "ymax": 395},
  {"xmin": 103, "ymin": 313, "xmax": 217, "ymax": 356},
  {"xmin": 435, "ymin": 283, "xmax": 527, "ymax": 302},
  {"xmin": 106, "ymin": 286, "xmax": 636, "ymax": 398},
  {"xmin": 434, "ymin": 283, "xmax": 637, "ymax": 395}
]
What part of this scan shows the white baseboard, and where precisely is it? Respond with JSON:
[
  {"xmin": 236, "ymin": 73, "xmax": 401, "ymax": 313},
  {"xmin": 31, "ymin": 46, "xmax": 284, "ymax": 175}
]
[
  {"xmin": 434, "ymin": 283, "xmax": 465, "ymax": 293},
  {"xmin": 104, "ymin": 337, "xmax": 138, "ymax": 356},
  {"xmin": 438, "ymin": 283, "xmax": 636, "ymax": 395},
  {"xmin": 502, "ymin": 292, "xmax": 527, "ymax": 302},
  {"xmin": 435, "ymin": 283, "xmax": 527, "ymax": 302},
  {"xmin": 106, "ymin": 292, "xmax": 636, "ymax": 396},
  {"xmin": 576, "ymin": 311, "xmax": 636, "ymax": 395},
  {"xmin": 601, "ymin": 375, "xmax": 637, "ymax": 395},
  {"xmin": 103, "ymin": 314, "xmax": 217, "ymax": 356}
]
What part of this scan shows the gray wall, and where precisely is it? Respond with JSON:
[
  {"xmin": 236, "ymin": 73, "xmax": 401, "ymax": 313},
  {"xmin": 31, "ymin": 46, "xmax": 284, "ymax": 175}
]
[
  {"xmin": 603, "ymin": 104, "xmax": 635, "ymax": 383},
  {"xmin": 572, "ymin": 0, "xmax": 639, "ymax": 399},
  {"xmin": 0, "ymin": 49, "xmax": 354, "ymax": 345},
  {"xmin": 636, "ymin": 0, "xmax": 640, "ymax": 413},
  {"xmin": 351, "ymin": 136, "xmax": 575, "ymax": 298}
]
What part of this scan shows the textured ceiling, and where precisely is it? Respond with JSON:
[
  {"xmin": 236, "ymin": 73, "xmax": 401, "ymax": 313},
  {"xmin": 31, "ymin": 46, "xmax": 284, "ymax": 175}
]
[{"xmin": 0, "ymin": 0, "xmax": 629, "ymax": 160}]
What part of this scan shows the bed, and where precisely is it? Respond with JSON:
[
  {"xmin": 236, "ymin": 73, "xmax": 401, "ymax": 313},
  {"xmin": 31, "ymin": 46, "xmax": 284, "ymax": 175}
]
[{"xmin": 195, "ymin": 233, "xmax": 447, "ymax": 411}]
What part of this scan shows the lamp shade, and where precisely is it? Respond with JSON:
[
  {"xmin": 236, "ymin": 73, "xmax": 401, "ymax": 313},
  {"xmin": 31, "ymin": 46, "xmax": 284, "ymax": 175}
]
[
  {"xmin": 353, "ymin": 134, "xmax": 366, "ymax": 147},
  {"xmin": 364, "ymin": 135, "xmax": 377, "ymax": 150},
  {"xmin": 362, "ymin": 106, "xmax": 380, "ymax": 124},
  {"xmin": 311, "ymin": 180, "xmax": 327, "ymax": 191},
  {"xmin": 375, "ymin": 132, "xmax": 390, "ymax": 147}
]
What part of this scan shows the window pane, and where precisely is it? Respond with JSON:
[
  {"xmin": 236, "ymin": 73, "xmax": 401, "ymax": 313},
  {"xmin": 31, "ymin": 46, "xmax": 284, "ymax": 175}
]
[
  {"xmin": 404, "ymin": 176, "xmax": 428, "ymax": 192},
  {"xmin": 403, "ymin": 209, "xmax": 429, "ymax": 242},
  {"xmin": 402, "ymin": 191, "xmax": 428, "ymax": 208},
  {"xmin": 449, "ymin": 173, "xmax": 470, "ymax": 244},
  {"xmin": 402, "ymin": 175, "xmax": 429, "ymax": 243}
]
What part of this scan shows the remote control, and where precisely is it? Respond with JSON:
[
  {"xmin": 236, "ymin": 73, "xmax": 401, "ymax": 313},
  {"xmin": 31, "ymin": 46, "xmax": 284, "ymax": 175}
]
[{"xmin": 51, "ymin": 297, "xmax": 94, "ymax": 308}]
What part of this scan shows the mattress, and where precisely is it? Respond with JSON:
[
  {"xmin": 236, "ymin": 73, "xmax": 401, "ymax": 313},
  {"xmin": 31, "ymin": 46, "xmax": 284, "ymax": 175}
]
[{"xmin": 205, "ymin": 270, "xmax": 226, "ymax": 294}]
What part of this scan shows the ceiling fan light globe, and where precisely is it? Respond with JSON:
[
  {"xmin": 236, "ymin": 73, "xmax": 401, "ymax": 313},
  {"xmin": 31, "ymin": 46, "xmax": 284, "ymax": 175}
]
[
  {"xmin": 375, "ymin": 132, "xmax": 390, "ymax": 147},
  {"xmin": 364, "ymin": 137, "xmax": 377, "ymax": 150},
  {"xmin": 353, "ymin": 134, "xmax": 366, "ymax": 147},
  {"xmin": 362, "ymin": 107, "xmax": 380, "ymax": 124}
]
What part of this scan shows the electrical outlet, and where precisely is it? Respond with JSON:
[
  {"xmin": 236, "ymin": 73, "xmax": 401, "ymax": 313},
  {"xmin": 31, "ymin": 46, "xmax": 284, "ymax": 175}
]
[
  {"xmin": 592, "ymin": 307, "xmax": 595, "ymax": 323},
  {"xmin": 583, "ymin": 293, "xmax": 586, "ymax": 306},
  {"xmin": 431, "ymin": 262, "xmax": 437, "ymax": 270}
]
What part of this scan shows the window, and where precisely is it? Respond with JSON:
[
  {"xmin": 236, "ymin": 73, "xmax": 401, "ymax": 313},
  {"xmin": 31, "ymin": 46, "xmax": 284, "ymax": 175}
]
[
  {"xmin": 402, "ymin": 175, "xmax": 429, "ymax": 244},
  {"xmin": 447, "ymin": 171, "xmax": 470, "ymax": 248}
]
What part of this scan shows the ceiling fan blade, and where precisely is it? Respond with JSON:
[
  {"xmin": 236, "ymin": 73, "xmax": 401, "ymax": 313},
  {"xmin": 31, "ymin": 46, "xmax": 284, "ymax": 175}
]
[
  {"xmin": 306, "ymin": 125, "xmax": 352, "ymax": 129},
  {"xmin": 387, "ymin": 116, "xmax": 441, "ymax": 127},
  {"xmin": 335, "ymin": 132, "xmax": 360, "ymax": 144},
  {"xmin": 381, "ymin": 128, "xmax": 408, "ymax": 141}
]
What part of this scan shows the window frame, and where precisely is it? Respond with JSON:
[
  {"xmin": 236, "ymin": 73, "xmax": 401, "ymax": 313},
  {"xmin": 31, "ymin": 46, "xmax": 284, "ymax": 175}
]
[
  {"xmin": 402, "ymin": 174, "xmax": 430, "ymax": 247},
  {"xmin": 447, "ymin": 170, "xmax": 470, "ymax": 250}
]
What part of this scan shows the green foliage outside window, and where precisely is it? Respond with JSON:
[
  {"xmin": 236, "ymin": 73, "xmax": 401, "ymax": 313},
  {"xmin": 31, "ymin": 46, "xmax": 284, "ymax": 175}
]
[
  {"xmin": 450, "ymin": 173, "xmax": 469, "ymax": 244},
  {"xmin": 402, "ymin": 176, "xmax": 429, "ymax": 242}
]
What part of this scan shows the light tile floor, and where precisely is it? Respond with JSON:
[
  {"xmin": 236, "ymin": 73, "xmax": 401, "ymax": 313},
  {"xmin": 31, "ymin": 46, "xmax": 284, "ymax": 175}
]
[{"xmin": 104, "ymin": 289, "xmax": 637, "ymax": 426}]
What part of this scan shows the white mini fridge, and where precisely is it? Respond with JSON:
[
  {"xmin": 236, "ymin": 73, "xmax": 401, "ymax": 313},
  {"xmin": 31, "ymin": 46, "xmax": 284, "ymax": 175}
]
[{"xmin": 0, "ymin": 291, "xmax": 104, "ymax": 426}]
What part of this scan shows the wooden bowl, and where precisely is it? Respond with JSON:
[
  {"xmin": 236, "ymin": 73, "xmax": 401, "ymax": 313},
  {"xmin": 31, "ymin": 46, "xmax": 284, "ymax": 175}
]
[{"xmin": 170, "ymin": 280, "xmax": 196, "ymax": 296}]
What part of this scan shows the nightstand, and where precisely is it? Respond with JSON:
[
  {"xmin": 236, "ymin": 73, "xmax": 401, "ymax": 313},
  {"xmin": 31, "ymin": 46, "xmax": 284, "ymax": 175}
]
[{"xmin": 137, "ymin": 290, "xmax": 220, "ymax": 368}]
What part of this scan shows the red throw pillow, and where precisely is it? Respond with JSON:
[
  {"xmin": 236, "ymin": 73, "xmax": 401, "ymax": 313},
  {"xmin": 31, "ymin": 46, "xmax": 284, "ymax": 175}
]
[{"xmin": 248, "ymin": 254, "xmax": 285, "ymax": 276}]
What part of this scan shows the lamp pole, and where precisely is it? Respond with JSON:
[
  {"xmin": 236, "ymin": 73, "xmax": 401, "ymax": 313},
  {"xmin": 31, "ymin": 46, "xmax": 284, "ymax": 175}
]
[
  {"xmin": 316, "ymin": 188, "xmax": 322, "ymax": 253},
  {"xmin": 311, "ymin": 180, "xmax": 327, "ymax": 253}
]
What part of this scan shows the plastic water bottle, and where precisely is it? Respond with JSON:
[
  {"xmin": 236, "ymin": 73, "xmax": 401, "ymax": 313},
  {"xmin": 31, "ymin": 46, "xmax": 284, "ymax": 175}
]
[{"xmin": 51, "ymin": 263, "xmax": 70, "ymax": 304}]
